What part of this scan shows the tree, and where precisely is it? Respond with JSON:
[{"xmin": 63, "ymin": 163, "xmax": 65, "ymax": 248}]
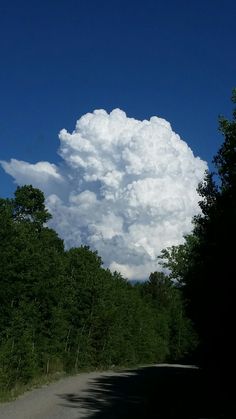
[
  {"xmin": 13, "ymin": 185, "xmax": 52, "ymax": 226},
  {"xmin": 140, "ymin": 272, "xmax": 197, "ymax": 361},
  {"xmin": 0, "ymin": 186, "xmax": 65, "ymax": 386},
  {"xmin": 158, "ymin": 90, "xmax": 236, "ymax": 415}
]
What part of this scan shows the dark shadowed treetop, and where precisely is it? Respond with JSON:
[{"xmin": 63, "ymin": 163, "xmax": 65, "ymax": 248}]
[
  {"xmin": 13, "ymin": 185, "xmax": 52, "ymax": 225},
  {"xmin": 213, "ymin": 88, "xmax": 236, "ymax": 192}
]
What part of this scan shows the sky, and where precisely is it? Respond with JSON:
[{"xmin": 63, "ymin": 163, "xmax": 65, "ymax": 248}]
[{"xmin": 0, "ymin": 0, "xmax": 235, "ymax": 278}]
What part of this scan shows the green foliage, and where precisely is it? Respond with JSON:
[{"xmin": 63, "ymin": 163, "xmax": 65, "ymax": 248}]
[
  {"xmin": 139, "ymin": 271, "xmax": 198, "ymax": 361},
  {"xmin": 0, "ymin": 185, "xmax": 195, "ymax": 395},
  {"xmin": 159, "ymin": 234, "xmax": 200, "ymax": 287},
  {"xmin": 13, "ymin": 185, "xmax": 52, "ymax": 225}
]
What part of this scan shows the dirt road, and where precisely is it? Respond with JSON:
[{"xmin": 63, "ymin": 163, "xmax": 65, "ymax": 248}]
[{"xmin": 0, "ymin": 364, "xmax": 215, "ymax": 418}]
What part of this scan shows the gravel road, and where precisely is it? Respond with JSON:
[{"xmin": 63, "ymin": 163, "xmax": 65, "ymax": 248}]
[
  {"xmin": 0, "ymin": 364, "xmax": 214, "ymax": 419},
  {"xmin": 0, "ymin": 370, "xmax": 123, "ymax": 419}
]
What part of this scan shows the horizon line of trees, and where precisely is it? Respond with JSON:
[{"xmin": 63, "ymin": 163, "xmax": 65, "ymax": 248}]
[{"xmin": 0, "ymin": 185, "xmax": 195, "ymax": 394}]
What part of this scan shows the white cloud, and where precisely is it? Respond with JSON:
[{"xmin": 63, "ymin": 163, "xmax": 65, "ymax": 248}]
[
  {"xmin": 1, "ymin": 159, "xmax": 65, "ymax": 196},
  {"xmin": 1, "ymin": 109, "xmax": 207, "ymax": 279}
]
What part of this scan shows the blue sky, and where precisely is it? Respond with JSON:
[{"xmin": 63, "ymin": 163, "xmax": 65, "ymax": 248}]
[{"xmin": 0, "ymin": 0, "xmax": 236, "ymax": 198}]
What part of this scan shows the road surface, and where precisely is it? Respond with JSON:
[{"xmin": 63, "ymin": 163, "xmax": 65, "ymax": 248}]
[{"xmin": 0, "ymin": 364, "xmax": 215, "ymax": 418}]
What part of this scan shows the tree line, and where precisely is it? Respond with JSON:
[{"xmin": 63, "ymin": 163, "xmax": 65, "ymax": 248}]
[{"xmin": 0, "ymin": 185, "xmax": 195, "ymax": 394}]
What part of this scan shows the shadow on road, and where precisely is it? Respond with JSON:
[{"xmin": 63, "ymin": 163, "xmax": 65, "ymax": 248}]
[{"xmin": 58, "ymin": 364, "xmax": 220, "ymax": 418}]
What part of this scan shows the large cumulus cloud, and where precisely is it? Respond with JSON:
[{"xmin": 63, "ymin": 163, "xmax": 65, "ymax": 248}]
[{"xmin": 1, "ymin": 109, "xmax": 207, "ymax": 279}]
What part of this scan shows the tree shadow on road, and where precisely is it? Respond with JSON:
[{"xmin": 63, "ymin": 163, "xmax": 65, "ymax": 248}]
[{"xmin": 58, "ymin": 364, "xmax": 220, "ymax": 418}]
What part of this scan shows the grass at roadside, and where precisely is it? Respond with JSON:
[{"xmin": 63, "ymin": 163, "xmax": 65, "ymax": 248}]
[
  {"xmin": 0, "ymin": 362, "xmax": 144, "ymax": 403},
  {"xmin": 0, "ymin": 371, "xmax": 67, "ymax": 403}
]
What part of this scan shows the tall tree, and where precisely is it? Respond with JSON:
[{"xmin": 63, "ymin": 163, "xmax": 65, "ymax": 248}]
[
  {"xmin": 13, "ymin": 185, "xmax": 52, "ymax": 226},
  {"xmin": 159, "ymin": 90, "xmax": 236, "ymax": 415}
]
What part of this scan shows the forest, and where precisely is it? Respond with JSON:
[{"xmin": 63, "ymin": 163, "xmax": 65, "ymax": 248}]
[
  {"xmin": 0, "ymin": 91, "xmax": 235, "ymax": 416},
  {"xmin": 0, "ymin": 184, "xmax": 196, "ymax": 397}
]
